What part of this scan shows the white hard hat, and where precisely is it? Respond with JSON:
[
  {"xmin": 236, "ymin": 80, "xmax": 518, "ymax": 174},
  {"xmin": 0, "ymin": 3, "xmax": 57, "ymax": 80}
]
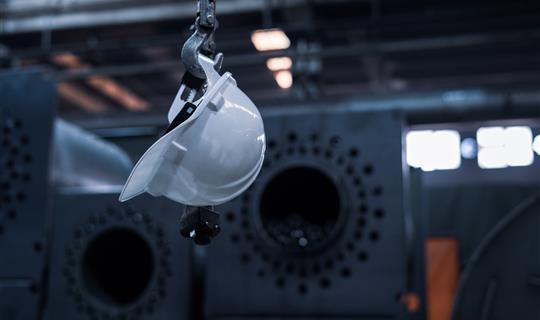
[{"xmin": 119, "ymin": 54, "xmax": 266, "ymax": 206}]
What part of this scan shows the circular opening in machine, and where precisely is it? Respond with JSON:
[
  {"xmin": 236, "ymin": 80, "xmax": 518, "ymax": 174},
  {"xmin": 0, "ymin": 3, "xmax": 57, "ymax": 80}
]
[
  {"xmin": 82, "ymin": 228, "xmax": 154, "ymax": 306},
  {"xmin": 260, "ymin": 166, "xmax": 342, "ymax": 252}
]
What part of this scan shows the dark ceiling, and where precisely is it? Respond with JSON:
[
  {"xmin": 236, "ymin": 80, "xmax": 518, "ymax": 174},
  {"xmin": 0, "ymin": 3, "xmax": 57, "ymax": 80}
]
[{"xmin": 1, "ymin": 0, "xmax": 540, "ymax": 126}]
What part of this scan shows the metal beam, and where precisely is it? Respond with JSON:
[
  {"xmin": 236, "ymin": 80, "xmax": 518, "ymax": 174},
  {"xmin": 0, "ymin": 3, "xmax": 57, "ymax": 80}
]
[
  {"xmin": 65, "ymin": 88, "xmax": 540, "ymax": 130},
  {"xmin": 0, "ymin": 0, "xmax": 309, "ymax": 34},
  {"xmin": 47, "ymin": 29, "xmax": 540, "ymax": 81}
]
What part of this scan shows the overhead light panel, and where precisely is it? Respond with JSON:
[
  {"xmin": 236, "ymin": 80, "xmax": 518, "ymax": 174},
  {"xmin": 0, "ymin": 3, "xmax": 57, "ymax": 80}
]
[
  {"xmin": 274, "ymin": 70, "xmax": 293, "ymax": 89},
  {"xmin": 52, "ymin": 52, "xmax": 149, "ymax": 112},
  {"xmin": 251, "ymin": 28, "xmax": 290, "ymax": 52},
  {"xmin": 266, "ymin": 57, "xmax": 293, "ymax": 71},
  {"xmin": 406, "ymin": 130, "xmax": 461, "ymax": 171},
  {"xmin": 477, "ymin": 126, "xmax": 534, "ymax": 169}
]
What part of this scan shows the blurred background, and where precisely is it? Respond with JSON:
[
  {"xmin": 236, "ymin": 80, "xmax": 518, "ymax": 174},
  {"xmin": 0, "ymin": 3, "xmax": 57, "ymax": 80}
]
[{"xmin": 0, "ymin": 0, "xmax": 539, "ymax": 320}]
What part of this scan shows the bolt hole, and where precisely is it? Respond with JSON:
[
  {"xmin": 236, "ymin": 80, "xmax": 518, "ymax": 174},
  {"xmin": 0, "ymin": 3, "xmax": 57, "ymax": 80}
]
[
  {"xmin": 357, "ymin": 251, "xmax": 369, "ymax": 262},
  {"xmin": 324, "ymin": 259, "xmax": 334, "ymax": 269},
  {"xmin": 298, "ymin": 283, "xmax": 308, "ymax": 295},
  {"xmin": 276, "ymin": 277, "xmax": 285, "ymax": 288},
  {"xmin": 288, "ymin": 132, "xmax": 297, "ymax": 142},
  {"xmin": 363, "ymin": 164, "xmax": 374, "ymax": 175},
  {"xmin": 29, "ymin": 283, "xmax": 39, "ymax": 294},
  {"xmin": 23, "ymin": 154, "xmax": 32, "ymax": 163},
  {"xmin": 329, "ymin": 136, "xmax": 341, "ymax": 147},
  {"xmin": 33, "ymin": 242, "xmax": 43, "ymax": 252},
  {"xmin": 320, "ymin": 277, "xmax": 331, "ymax": 288},
  {"xmin": 358, "ymin": 205, "xmax": 368, "ymax": 214},
  {"xmin": 225, "ymin": 212, "xmax": 235, "ymax": 223},
  {"xmin": 340, "ymin": 267, "xmax": 351, "ymax": 278}
]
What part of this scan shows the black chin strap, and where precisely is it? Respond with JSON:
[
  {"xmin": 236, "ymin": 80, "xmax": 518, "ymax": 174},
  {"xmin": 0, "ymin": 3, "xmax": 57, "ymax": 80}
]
[{"xmin": 164, "ymin": 71, "xmax": 207, "ymax": 135}]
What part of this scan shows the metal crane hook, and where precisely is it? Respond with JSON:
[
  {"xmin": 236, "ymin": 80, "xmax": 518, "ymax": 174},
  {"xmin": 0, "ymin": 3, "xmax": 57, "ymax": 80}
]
[{"xmin": 181, "ymin": 0, "xmax": 223, "ymax": 79}]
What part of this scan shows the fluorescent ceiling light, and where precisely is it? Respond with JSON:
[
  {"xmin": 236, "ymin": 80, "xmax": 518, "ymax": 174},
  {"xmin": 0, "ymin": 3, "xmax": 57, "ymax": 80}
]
[
  {"xmin": 406, "ymin": 130, "xmax": 461, "ymax": 171},
  {"xmin": 476, "ymin": 126, "xmax": 533, "ymax": 169},
  {"xmin": 266, "ymin": 57, "xmax": 293, "ymax": 71},
  {"xmin": 274, "ymin": 70, "xmax": 293, "ymax": 89},
  {"xmin": 251, "ymin": 28, "xmax": 290, "ymax": 52},
  {"xmin": 52, "ymin": 52, "xmax": 149, "ymax": 112}
]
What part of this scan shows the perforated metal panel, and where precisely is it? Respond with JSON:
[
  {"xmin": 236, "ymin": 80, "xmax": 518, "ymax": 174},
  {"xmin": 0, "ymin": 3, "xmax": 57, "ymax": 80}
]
[
  {"xmin": 46, "ymin": 192, "xmax": 191, "ymax": 320},
  {"xmin": 206, "ymin": 109, "xmax": 408, "ymax": 318},
  {"xmin": 0, "ymin": 70, "xmax": 55, "ymax": 320}
]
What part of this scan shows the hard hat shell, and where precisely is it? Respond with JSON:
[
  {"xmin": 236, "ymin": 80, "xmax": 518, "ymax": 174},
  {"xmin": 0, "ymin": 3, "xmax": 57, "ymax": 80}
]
[{"xmin": 119, "ymin": 55, "xmax": 266, "ymax": 206}]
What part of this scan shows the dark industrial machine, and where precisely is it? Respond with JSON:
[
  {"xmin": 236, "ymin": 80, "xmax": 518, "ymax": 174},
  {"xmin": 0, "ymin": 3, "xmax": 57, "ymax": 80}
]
[
  {"xmin": 45, "ymin": 192, "xmax": 191, "ymax": 320},
  {"xmin": 451, "ymin": 193, "xmax": 540, "ymax": 320},
  {"xmin": 207, "ymin": 109, "xmax": 410, "ymax": 318},
  {"xmin": 2, "ymin": 1, "xmax": 540, "ymax": 319},
  {"xmin": 0, "ymin": 70, "xmax": 55, "ymax": 320}
]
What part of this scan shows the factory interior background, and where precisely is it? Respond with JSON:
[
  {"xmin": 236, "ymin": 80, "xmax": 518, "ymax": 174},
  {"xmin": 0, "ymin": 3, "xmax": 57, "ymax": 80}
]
[{"xmin": 1, "ymin": 0, "xmax": 540, "ymax": 319}]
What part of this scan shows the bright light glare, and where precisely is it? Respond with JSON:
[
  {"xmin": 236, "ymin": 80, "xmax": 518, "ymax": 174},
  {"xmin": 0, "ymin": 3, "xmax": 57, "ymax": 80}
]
[
  {"xmin": 460, "ymin": 138, "xmax": 477, "ymax": 159},
  {"xmin": 266, "ymin": 57, "xmax": 293, "ymax": 71},
  {"xmin": 478, "ymin": 147, "xmax": 507, "ymax": 169},
  {"xmin": 533, "ymin": 135, "xmax": 540, "ymax": 156},
  {"xmin": 476, "ymin": 126, "xmax": 533, "ymax": 169},
  {"xmin": 274, "ymin": 70, "xmax": 293, "ymax": 89},
  {"xmin": 477, "ymin": 127, "xmax": 505, "ymax": 147},
  {"xmin": 406, "ymin": 130, "xmax": 461, "ymax": 171},
  {"xmin": 251, "ymin": 29, "xmax": 291, "ymax": 52}
]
